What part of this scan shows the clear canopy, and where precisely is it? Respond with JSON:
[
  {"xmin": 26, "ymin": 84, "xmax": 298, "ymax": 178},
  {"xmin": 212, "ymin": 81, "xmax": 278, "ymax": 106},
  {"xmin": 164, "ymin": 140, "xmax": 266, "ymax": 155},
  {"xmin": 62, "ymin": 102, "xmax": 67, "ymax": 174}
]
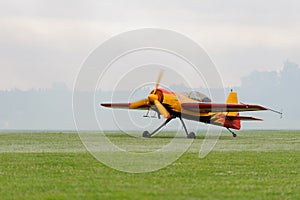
[{"xmin": 181, "ymin": 91, "xmax": 211, "ymax": 102}]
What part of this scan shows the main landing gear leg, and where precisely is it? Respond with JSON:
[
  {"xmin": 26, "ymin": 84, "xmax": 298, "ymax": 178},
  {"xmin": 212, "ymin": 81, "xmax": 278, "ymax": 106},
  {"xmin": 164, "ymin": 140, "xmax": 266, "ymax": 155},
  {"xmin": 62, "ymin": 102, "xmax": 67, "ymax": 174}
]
[
  {"xmin": 179, "ymin": 118, "xmax": 195, "ymax": 139},
  {"xmin": 227, "ymin": 128, "xmax": 237, "ymax": 137},
  {"xmin": 142, "ymin": 117, "xmax": 174, "ymax": 138}
]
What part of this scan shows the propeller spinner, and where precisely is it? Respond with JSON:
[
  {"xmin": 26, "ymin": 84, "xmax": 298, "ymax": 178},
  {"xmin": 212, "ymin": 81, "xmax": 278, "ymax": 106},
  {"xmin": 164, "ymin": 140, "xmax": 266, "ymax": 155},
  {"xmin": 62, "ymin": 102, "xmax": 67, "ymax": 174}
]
[{"xmin": 129, "ymin": 71, "xmax": 170, "ymax": 119}]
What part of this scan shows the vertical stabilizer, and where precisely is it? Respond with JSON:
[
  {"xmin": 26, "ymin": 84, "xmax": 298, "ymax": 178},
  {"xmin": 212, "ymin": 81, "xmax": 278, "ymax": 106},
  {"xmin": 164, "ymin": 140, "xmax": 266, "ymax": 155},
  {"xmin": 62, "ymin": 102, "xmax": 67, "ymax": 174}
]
[
  {"xmin": 224, "ymin": 90, "xmax": 241, "ymax": 129},
  {"xmin": 226, "ymin": 90, "xmax": 238, "ymax": 104}
]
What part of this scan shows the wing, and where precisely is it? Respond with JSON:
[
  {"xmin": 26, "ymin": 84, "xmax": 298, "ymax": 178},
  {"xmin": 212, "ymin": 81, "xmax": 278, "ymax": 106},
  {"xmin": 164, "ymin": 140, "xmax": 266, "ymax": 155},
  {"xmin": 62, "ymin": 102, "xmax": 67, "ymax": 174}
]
[
  {"xmin": 101, "ymin": 99, "xmax": 150, "ymax": 110},
  {"xmin": 181, "ymin": 103, "xmax": 268, "ymax": 113},
  {"xmin": 101, "ymin": 103, "xmax": 150, "ymax": 110}
]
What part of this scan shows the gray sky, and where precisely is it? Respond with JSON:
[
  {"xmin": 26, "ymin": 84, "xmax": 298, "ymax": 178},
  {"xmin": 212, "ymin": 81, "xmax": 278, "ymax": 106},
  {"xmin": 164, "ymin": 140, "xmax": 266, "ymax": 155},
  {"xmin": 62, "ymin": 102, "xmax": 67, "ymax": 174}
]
[{"xmin": 1, "ymin": 0, "xmax": 300, "ymax": 90}]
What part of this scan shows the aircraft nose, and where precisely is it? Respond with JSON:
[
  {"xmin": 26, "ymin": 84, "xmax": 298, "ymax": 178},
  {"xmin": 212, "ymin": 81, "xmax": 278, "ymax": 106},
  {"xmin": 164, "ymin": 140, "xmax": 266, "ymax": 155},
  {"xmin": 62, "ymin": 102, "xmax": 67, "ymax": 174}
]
[{"xmin": 148, "ymin": 94, "xmax": 158, "ymax": 103}]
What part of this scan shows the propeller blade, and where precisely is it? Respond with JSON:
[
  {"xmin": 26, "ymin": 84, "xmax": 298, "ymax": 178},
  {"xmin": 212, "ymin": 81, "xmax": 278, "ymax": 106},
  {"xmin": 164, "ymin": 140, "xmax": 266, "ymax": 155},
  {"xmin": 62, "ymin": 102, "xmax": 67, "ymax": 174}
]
[
  {"xmin": 129, "ymin": 98, "xmax": 149, "ymax": 109},
  {"xmin": 153, "ymin": 70, "xmax": 164, "ymax": 94},
  {"xmin": 154, "ymin": 99, "xmax": 170, "ymax": 119}
]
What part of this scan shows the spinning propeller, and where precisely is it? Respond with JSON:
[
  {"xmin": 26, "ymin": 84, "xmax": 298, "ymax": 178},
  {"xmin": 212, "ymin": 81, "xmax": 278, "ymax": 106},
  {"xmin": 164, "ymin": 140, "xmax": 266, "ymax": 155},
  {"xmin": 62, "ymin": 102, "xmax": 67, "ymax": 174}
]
[{"xmin": 129, "ymin": 71, "xmax": 170, "ymax": 119}]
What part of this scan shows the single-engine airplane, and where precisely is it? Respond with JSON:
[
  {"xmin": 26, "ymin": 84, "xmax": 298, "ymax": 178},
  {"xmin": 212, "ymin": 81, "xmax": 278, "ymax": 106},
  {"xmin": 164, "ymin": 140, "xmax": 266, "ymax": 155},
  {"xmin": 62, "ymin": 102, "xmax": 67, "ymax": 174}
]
[{"xmin": 101, "ymin": 71, "xmax": 282, "ymax": 138}]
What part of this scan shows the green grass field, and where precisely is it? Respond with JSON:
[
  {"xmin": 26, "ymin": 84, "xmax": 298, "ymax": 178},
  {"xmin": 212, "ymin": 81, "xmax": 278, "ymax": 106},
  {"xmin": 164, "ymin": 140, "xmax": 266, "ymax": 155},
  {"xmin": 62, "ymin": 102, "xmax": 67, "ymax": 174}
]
[{"xmin": 0, "ymin": 130, "xmax": 299, "ymax": 199}]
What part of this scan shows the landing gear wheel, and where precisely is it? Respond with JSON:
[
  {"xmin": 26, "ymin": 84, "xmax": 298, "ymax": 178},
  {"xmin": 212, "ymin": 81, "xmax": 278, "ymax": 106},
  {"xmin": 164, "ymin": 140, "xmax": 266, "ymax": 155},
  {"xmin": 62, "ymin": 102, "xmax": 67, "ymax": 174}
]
[
  {"xmin": 142, "ymin": 131, "xmax": 151, "ymax": 138},
  {"xmin": 227, "ymin": 128, "xmax": 237, "ymax": 138},
  {"xmin": 187, "ymin": 132, "xmax": 196, "ymax": 139}
]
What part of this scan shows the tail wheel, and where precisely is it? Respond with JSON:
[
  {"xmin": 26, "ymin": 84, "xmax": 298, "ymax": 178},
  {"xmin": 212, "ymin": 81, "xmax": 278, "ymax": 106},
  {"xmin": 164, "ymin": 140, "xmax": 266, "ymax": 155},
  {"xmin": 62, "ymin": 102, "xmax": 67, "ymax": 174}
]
[{"xmin": 187, "ymin": 132, "xmax": 196, "ymax": 139}]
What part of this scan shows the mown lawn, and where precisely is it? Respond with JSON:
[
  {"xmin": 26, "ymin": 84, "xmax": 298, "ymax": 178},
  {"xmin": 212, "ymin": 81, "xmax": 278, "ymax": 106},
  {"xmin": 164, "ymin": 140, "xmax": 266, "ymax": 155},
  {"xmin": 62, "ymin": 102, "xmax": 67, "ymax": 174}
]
[{"xmin": 0, "ymin": 131, "xmax": 299, "ymax": 199}]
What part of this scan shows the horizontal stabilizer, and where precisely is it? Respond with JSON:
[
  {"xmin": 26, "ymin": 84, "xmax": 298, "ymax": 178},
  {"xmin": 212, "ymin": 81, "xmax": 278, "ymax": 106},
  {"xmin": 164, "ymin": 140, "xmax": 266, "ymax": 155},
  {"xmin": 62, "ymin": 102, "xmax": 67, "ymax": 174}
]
[{"xmin": 226, "ymin": 115, "xmax": 263, "ymax": 121}]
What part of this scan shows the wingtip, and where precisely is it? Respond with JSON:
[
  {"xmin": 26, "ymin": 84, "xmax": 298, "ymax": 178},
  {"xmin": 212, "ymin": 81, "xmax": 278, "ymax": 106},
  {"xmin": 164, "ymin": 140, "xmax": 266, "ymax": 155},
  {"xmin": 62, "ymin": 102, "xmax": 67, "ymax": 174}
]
[{"xmin": 100, "ymin": 103, "xmax": 111, "ymax": 107}]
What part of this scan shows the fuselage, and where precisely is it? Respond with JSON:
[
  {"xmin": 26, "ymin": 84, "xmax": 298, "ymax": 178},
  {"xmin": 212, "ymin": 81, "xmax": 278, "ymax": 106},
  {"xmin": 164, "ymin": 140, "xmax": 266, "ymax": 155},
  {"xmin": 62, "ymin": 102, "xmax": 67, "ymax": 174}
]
[{"xmin": 151, "ymin": 88, "xmax": 240, "ymax": 130}]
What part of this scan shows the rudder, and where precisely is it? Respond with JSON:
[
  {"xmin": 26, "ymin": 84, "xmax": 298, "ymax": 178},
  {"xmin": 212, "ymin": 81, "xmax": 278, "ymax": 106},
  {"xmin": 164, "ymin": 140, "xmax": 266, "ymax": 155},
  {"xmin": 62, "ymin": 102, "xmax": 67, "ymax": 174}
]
[
  {"xmin": 226, "ymin": 90, "xmax": 238, "ymax": 104},
  {"xmin": 225, "ymin": 90, "xmax": 241, "ymax": 129}
]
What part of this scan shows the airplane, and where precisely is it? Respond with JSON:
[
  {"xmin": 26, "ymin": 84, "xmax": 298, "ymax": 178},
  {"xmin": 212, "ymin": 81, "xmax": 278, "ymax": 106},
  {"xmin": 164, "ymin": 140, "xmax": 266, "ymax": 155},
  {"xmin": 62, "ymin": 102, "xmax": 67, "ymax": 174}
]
[{"xmin": 101, "ymin": 71, "xmax": 282, "ymax": 138}]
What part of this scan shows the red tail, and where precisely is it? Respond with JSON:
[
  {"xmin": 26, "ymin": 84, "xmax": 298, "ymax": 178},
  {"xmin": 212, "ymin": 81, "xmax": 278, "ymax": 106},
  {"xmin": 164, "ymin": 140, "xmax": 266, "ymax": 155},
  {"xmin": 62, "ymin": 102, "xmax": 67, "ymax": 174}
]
[{"xmin": 224, "ymin": 113, "xmax": 241, "ymax": 130}]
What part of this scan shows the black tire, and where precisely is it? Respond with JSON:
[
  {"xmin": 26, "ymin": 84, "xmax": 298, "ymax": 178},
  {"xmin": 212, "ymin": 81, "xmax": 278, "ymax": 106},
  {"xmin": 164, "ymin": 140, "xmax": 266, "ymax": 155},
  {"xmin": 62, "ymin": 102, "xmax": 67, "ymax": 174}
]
[
  {"xmin": 187, "ymin": 132, "xmax": 196, "ymax": 139},
  {"xmin": 142, "ymin": 131, "xmax": 151, "ymax": 138},
  {"xmin": 232, "ymin": 133, "xmax": 237, "ymax": 137}
]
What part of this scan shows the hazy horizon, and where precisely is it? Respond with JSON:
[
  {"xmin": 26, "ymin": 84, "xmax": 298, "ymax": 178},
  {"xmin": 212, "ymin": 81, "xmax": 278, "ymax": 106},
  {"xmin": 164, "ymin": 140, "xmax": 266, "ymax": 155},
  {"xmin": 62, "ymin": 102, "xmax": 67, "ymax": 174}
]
[{"xmin": 1, "ymin": 60, "xmax": 299, "ymax": 130}]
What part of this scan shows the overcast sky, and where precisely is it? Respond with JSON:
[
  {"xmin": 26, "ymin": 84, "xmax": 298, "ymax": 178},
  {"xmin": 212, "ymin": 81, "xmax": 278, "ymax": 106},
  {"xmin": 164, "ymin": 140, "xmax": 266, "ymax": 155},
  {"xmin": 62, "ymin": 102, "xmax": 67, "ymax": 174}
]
[{"xmin": 1, "ymin": 0, "xmax": 300, "ymax": 90}]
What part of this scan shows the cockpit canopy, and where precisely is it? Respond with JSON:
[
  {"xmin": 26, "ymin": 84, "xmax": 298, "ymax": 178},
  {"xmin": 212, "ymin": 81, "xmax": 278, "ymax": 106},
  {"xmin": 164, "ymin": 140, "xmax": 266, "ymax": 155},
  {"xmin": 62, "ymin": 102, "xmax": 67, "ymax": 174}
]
[{"xmin": 181, "ymin": 91, "xmax": 212, "ymax": 102}]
